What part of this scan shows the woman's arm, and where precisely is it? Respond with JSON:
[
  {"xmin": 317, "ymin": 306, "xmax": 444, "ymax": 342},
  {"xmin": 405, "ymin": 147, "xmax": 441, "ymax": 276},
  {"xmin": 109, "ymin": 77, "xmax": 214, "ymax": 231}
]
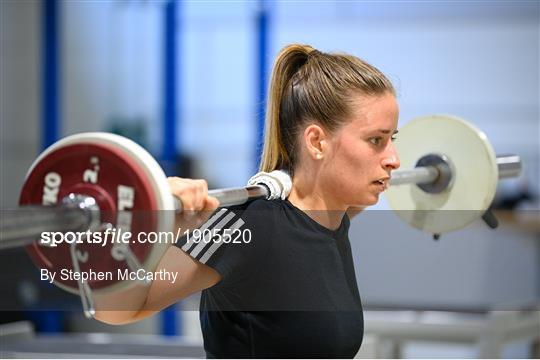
[
  {"xmin": 94, "ymin": 246, "xmax": 221, "ymax": 324},
  {"xmin": 93, "ymin": 177, "xmax": 221, "ymax": 325}
]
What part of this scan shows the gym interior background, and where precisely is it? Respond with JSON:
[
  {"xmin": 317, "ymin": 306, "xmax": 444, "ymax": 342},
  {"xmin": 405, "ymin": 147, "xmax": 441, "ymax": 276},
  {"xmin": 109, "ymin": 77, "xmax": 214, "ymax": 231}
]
[{"xmin": 1, "ymin": 0, "xmax": 539, "ymax": 358}]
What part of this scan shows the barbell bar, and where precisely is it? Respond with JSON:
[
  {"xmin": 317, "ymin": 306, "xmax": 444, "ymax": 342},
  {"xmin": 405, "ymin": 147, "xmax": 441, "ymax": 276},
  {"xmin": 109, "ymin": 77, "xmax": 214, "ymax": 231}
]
[
  {"xmin": 0, "ymin": 152, "xmax": 521, "ymax": 250},
  {"xmin": 0, "ymin": 154, "xmax": 520, "ymax": 250}
]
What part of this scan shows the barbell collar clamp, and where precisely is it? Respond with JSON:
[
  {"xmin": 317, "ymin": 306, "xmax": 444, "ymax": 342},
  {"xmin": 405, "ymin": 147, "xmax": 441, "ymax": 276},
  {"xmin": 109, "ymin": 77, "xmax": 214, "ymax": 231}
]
[
  {"xmin": 415, "ymin": 154, "xmax": 454, "ymax": 194},
  {"xmin": 61, "ymin": 193, "xmax": 101, "ymax": 232},
  {"xmin": 69, "ymin": 242, "xmax": 96, "ymax": 319}
]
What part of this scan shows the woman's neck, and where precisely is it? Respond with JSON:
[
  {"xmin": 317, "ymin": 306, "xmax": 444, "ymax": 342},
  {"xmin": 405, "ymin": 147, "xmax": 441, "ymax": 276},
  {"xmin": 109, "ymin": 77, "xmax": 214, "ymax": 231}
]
[{"xmin": 287, "ymin": 172, "xmax": 346, "ymax": 231}]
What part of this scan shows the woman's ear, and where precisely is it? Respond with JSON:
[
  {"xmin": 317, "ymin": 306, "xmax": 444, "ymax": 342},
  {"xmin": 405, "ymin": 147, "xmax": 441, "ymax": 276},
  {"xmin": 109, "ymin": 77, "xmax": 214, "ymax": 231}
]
[{"xmin": 303, "ymin": 124, "xmax": 327, "ymax": 160}]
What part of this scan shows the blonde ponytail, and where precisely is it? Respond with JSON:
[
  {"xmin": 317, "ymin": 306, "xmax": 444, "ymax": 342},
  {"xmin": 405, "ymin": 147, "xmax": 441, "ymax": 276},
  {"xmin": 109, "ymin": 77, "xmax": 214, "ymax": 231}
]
[{"xmin": 259, "ymin": 44, "xmax": 395, "ymax": 175}]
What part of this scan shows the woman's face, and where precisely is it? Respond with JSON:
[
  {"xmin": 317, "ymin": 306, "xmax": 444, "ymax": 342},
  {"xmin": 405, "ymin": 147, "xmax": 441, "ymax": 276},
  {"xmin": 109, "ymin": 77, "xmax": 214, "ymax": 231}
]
[{"xmin": 320, "ymin": 93, "xmax": 400, "ymax": 207}]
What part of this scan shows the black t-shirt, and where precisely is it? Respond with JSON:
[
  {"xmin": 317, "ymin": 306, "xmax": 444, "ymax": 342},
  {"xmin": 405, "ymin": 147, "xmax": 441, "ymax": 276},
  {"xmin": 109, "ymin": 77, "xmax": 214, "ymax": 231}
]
[{"xmin": 176, "ymin": 199, "xmax": 363, "ymax": 358}]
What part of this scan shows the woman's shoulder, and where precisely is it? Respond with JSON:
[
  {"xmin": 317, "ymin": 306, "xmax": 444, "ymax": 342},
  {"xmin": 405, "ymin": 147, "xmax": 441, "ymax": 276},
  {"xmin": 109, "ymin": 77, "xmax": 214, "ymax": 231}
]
[
  {"xmin": 245, "ymin": 198, "xmax": 285, "ymax": 211},
  {"xmin": 224, "ymin": 198, "xmax": 284, "ymax": 228},
  {"xmin": 225, "ymin": 197, "xmax": 284, "ymax": 212}
]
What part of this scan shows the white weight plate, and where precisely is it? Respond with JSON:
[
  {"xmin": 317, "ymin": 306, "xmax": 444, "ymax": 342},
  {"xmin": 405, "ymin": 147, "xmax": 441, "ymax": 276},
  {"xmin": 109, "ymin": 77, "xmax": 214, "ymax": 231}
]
[
  {"xmin": 384, "ymin": 115, "xmax": 498, "ymax": 234},
  {"xmin": 27, "ymin": 132, "xmax": 175, "ymax": 294}
]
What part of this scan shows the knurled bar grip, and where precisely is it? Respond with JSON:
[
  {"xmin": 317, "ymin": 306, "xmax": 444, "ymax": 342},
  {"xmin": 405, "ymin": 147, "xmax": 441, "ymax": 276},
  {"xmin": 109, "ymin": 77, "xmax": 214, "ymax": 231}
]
[{"xmin": 173, "ymin": 185, "xmax": 270, "ymax": 212}]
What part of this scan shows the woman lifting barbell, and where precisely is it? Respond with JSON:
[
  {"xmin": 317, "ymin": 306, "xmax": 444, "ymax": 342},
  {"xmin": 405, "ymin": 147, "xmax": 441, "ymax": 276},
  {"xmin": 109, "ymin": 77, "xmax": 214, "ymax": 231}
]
[{"xmin": 94, "ymin": 43, "xmax": 400, "ymax": 358}]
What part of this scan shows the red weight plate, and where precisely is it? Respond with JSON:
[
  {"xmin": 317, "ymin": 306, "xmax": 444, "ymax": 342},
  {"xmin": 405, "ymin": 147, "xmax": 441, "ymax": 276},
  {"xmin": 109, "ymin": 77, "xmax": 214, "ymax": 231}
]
[{"xmin": 20, "ymin": 143, "xmax": 159, "ymax": 293}]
